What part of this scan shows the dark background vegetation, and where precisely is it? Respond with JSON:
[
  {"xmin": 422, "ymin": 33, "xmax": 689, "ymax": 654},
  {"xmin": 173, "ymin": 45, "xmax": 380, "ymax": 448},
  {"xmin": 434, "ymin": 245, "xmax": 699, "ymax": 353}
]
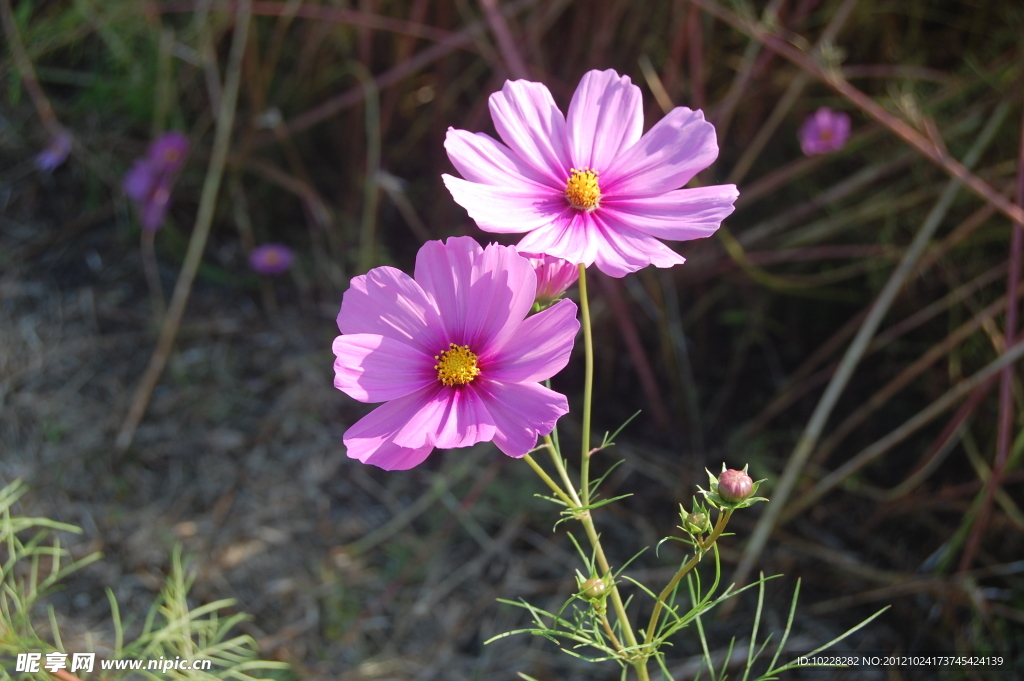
[{"xmin": 2, "ymin": 0, "xmax": 1023, "ymax": 679}]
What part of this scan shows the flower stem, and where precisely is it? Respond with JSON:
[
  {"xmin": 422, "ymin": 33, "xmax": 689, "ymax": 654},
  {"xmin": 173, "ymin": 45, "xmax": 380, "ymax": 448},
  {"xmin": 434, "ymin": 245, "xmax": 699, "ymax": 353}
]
[
  {"xmin": 577, "ymin": 263, "xmax": 594, "ymax": 507},
  {"xmin": 532, "ymin": 447, "xmax": 649, "ymax": 681},
  {"xmin": 644, "ymin": 509, "xmax": 734, "ymax": 647},
  {"xmin": 532, "ymin": 437, "xmax": 645, "ymax": 674},
  {"xmin": 526, "ymin": 268, "xmax": 649, "ymax": 680},
  {"xmin": 544, "ymin": 435, "xmax": 581, "ymax": 505},
  {"xmin": 599, "ymin": 611, "xmax": 624, "ymax": 652},
  {"xmin": 522, "ymin": 453, "xmax": 574, "ymax": 507}
]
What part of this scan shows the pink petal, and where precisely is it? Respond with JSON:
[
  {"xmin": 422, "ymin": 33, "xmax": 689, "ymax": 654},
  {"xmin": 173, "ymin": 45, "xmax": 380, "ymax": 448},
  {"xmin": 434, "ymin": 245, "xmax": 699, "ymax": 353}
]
[
  {"xmin": 603, "ymin": 184, "xmax": 738, "ymax": 240},
  {"xmin": 566, "ymin": 69, "xmax": 644, "ymax": 172},
  {"xmin": 343, "ymin": 387, "xmax": 440, "ymax": 470},
  {"xmin": 413, "ymin": 236, "xmax": 478, "ymax": 343},
  {"xmin": 337, "ymin": 266, "xmax": 445, "ymax": 355},
  {"xmin": 391, "ymin": 385, "xmax": 497, "ymax": 450},
  {"xmin": 590, "ymin": 213, "xmax": 686, "ymax": 277},
  {"xmin": 514, "ymin": 211, "xmax": 602, "ymax": 268},
  {"xmin": 414, "ymin": 237, "xmax": 536, "ymax": 350},
  {"xmin": 474, "ymin": 380, "xmax": 569, "ymax": 457},
  {"xmin": 603, "ymin": 107, "xmax": 719, "ymax": 197},
  {"xmin": 489, "ymin": 79, "xmax": 572, "ymax": 187},
  {"xmin": 333, "ymin": 333, "xmax": 436, "ymax": 403},
  {"xmin": 483, "ymin": 299, "xmax": 579, "ymax": 383},
  {"xmin": 444, "ymin": 128, "xmax": 557, "ymax": 189},
  {"xmin": 469, "ymin": 241, "xmax": 538, "ymax": 349},
  {"xmin": 442, "ymin": 175, "xmax": 566, "ymax": 234}
]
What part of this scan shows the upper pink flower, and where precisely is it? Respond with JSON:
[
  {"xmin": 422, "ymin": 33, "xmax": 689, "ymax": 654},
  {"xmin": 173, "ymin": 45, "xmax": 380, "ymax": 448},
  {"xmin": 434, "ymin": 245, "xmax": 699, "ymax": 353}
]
[
  {"xmin": 333, "ymin": 236, "xmax": 579, "ymax": 470},
  {"xmin": 442, "ymin": 69, "xmax": 738, "ymax": 277}
]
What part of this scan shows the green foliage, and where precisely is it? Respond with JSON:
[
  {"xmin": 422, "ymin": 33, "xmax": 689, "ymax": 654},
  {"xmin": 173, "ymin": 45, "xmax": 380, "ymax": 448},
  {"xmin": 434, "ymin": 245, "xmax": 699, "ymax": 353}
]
[
  {"xmin": 0, "ymin": 481, "xmax": 289, "ymax": 681},
  {"xmin": 496, "ymin": 434, "xmax": 883, "ymax": 678}
]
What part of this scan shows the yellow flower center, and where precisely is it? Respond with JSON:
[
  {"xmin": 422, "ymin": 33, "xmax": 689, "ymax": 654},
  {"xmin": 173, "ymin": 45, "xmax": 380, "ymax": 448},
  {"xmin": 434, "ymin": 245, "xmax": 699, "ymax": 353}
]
[
  {"xmin": 434, "ymin": 343, "xmax": 481, "ymax": 387},
  {"xmin": 565, "ymin": 167, "xmax": 601, "ymax": 211}
]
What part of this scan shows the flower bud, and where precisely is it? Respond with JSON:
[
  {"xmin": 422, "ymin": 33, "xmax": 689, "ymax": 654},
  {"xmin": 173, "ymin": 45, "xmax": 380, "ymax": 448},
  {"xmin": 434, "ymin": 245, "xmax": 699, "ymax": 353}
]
[
  {"xmin": 718, "ymin": 469, "xmax": 753, "ymax": 503},
  {"xmin": 684, "ymin": 511, "xmax": 710, "ymax": 534},
  {"xmin": 579, "ymin": 576, "xmax": 608, "ymax": 602},
  {"xmin": 521, "ymin": 253, "xmax": 579, "ymax": 307}
]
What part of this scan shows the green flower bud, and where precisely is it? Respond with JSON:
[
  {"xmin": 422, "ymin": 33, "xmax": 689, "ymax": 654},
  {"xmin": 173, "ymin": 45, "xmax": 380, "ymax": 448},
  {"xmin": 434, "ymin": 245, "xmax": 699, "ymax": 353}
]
[
  {"xmin": 580, "ymin": 576, "xmax": 608, "ymax": 602},
  {"xmin": 684, "ymin": 511, "xmax": 710, "ymax": 534}
]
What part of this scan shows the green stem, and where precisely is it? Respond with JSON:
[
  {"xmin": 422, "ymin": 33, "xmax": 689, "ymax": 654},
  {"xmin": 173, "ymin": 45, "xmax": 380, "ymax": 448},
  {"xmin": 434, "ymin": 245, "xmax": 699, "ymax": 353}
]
[
  {"xmin": 598, "ymin": 611, "xmax": 624, "ymax": 653},
  {"xmin": 578, "ymin": 263, "xmax": 594, "ymax": 506},
  {"xmin": 533, "ymin": 434, "xmax": 645, "ymax": 677},
  {"xmin": 524, "ymin": 267, "xmax": 650, "ymax": 680},
  {"xmin": 544, "ymin": 435, "xmax": 580, "ymax": 506},
  {"xmin": 644, "ymin": 509, "xmax": 734, "ymax": 647},
  {"xmin": 522, "ymin": 453, "xmax": 574, "ymax": 507}
]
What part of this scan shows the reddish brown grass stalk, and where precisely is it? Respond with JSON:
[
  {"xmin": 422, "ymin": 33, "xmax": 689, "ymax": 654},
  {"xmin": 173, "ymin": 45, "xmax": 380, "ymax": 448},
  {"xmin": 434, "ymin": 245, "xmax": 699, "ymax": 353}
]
[
  {"xmin": 479, "ymin": 0, "xmax": 529, "ymax": 78},
  {"xmin": 689, "ymin": 0, "xmax": 1024, "ymax": 227},
  {"xmin": 686, "ymin": 3, "xmax": 704, "ymax": 110},
  {"xmin": 248, "ymin": 0, "xmax": 539, "ymax": 143},
  {"xmin": 812, "ymin": 282, "xmax": 1024, "ymax": 467},
  {"xmin": 958, "ymin": 109, "xmax": 1024, "ymax": 572},
  {"xmin": 597, "ymin": 275, "xmax": 673, "ymax": 431},
  {"xmin": 157, "ymin": 0, "xmax": 466, "ymax": 46}
]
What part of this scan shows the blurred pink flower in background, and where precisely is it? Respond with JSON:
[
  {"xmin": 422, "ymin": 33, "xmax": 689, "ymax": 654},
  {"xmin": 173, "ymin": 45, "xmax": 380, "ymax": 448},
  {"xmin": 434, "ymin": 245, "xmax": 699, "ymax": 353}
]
[
  {"xmin": 249, "ymin": 244, "xmax": 294, "ymax": 275},
  {"xmin": 443, "ymin": 69, "xmax": 737, "ymax": 277},
  {"xmin": 522, "ymin": 253, "xmax": 579, "ymax": 307},
  {"xmin": 333, "ymin": 237, "xmax": 579, "ymax": 470},
  {"xmin": 798, "ymin": 107, "xmax": 851, "ymax": 156},
  {"xmin": 35, "ymin": 130, "xmax": 72, "ymax": 173},
  {"xmin": 123, "ymin": 131, "xmax": 189, "ymax": 231}
]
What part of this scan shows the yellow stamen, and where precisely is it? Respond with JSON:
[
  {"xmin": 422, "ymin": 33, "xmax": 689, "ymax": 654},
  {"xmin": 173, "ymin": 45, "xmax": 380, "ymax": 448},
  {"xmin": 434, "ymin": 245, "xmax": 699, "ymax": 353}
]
[
  {"xmin": 565, "ymin": 167, "xmax": 601, "ymax": 211},
  {"xmin": 434, "ymin": 343, "xmax": 481, "ymax": 387}
]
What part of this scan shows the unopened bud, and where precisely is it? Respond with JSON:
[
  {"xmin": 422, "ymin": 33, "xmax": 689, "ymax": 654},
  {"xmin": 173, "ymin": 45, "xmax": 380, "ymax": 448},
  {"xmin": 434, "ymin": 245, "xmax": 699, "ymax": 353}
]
[
  {"xmin": 580, "ymin": 576, "xmax": 608, "ymax": 601},
  {"xmin": 718, "ymin": 469, "xmax": 753, "ymax": 503},
  {"xmin": 685, "ymin": 511, "xmax": 710, "ymax": 534},
  {"xmin": 522, "ymin": 253, "xmax": 579, "ymax": 307}
]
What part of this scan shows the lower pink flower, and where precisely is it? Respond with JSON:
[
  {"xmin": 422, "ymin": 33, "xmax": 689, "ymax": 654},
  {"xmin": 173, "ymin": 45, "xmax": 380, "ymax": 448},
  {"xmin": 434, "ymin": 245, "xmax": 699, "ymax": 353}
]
[{"xmin": 333, "ymin": 236, "xmax": 579, "ymax": 470}]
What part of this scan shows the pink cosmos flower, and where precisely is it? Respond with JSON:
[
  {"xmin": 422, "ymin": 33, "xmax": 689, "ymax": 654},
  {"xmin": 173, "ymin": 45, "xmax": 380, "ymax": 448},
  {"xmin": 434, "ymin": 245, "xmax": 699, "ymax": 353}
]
[
  {"xmin": 799, "ymin": 107, "xmax": 851, "ymax": 156},
  {"xmin": 442, "ymin": 69, "xmax": 738, "ymax": 277},
  {"xmin": 333, "ymin": 236, "xmax": 579, "ymax": 470},
  {"xmin": 249, "ymin": 244, "xmax": 294, "ymax": 275},
  {"xmin": 522, "ymin": 253, "xmax": 579, "ymax": 307},
  {"xmin": 124, "ymin": 131, "xmax": 190, "ymax": 231}
]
